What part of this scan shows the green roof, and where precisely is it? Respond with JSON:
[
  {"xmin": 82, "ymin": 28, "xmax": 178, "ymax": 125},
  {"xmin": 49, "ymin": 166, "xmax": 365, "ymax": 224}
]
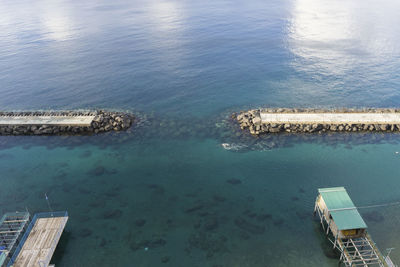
[{"xmin": 318, "ymin": 187, "xmax": 367, "ymax": 230}]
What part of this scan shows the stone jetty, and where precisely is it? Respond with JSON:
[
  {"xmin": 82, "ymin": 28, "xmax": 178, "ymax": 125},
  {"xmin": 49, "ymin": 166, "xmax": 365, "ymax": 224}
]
[
  {"xmin": 236, "ymin": 108, "xmax": 400, "ymax": 135},
  {"xmin": 0, "ymin": 110, "xmax": 133, "ymax": 135}
]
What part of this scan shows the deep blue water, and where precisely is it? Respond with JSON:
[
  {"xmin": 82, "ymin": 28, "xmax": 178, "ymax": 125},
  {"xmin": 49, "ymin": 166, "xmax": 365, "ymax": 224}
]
[{"xmin": 1, "ymin": 0, "xmax": 400, "ymax": 266}]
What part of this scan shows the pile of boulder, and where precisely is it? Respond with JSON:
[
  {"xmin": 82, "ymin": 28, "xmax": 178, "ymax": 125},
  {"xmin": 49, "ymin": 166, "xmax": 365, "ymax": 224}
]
[
  {"xmin": 91, "ymin": 110, "xmax": 133, "ymax": 134},
  {"xmin": 236, "ymin": 108, "xmax": 400, "ymax": 135},
  {"xmin": 0, "ymin": 110, "xmax": 134, "ymax": 135}
]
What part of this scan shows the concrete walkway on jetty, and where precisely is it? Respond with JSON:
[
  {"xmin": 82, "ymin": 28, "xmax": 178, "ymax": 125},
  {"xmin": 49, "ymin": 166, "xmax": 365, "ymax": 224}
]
[
  {"xmin": 0, "ymin": 110, "xmax": 133, "ymax": 135},
  {"xmin": 260, "ymin": 112, "xmax": 400, "ymax": 124},
  {"xmin": 0, "ymin": 115, "xmax": 95, "ymax": 126},
  {"xmin": 236, "ymin": 108, "xmax": 400, "ymax": 135}
]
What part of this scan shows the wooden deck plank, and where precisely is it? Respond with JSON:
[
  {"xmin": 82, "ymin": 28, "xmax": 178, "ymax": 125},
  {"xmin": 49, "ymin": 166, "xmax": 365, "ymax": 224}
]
[{"xmin": 13, "ymin": 216, "xmax": 68, "ymax": 267}]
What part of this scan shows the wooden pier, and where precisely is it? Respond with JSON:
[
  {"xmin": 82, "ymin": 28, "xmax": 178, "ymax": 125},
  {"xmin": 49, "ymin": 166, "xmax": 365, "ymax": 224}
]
[
  {"xmin": 7, "ymin": 211, "xmax": 68, "ymax": 267},
  {"xmin": 314, "ymin": 187, "xmax": 395, "ymax": 267}
]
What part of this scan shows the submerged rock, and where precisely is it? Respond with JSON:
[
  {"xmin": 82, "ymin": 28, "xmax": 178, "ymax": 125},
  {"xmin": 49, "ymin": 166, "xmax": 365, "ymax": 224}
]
[
  {"xmin": 184, "ymin": 204, "xmax": 204, "ymax": 213},
  {"xmin": 213, "ymin": 195, "xmax": 226, "ymax": 202},
  {"xmin": 99, "ymin": 238, "xmax": 107, "ymax": 247},
  {"xmin": 134, "ymin": 219, "xmax": 146, "ymax": 227},
  {"xmin": 273, "ymin": 218, "xmax": 284, "ymax": 227},
  {"xmin": 87, "ymin": 166, "xmax": 106, "ymax": 176},
  {"xmin": 257, "ymin": 213, "xmax": 272, "ymax": 222},
  {"xmin": 147, "ymin": 184, "xmax": 165, "ymax": 194},
  {"xmin": 187, "ymin": 232, "xmax": 228, "ymax": 257},
  {"xmin": 226, "ymin": 178, "xmax": 242, "ymax": 185},
  {"xmin": 62, "ymin": 182, "xmax": 75, "ymax": 193},
  {"xmin": 204, "ymin": 218, "xmax": 219, "ymax": 231},
  {"xmin": 79, "ymin": 150, "xmax": 92, "ymax": 158},
  {"xmin": 247, "ymin": 212, "xmax": 257, "ymax": 218},
  {"xmin": 161, "ymin": 256, "xmax": 170, "ymax": 263},
  {"xmin": 89, "ymin": 199, "xmax": 106, "ymax": 208},
  {"xmin": 103, "ymin": 209, "xmax": 123, "ymax": 220},
  {"xmin": 234, "ymin": 217, "xmax": 265, "ymax": 234},
  {"xmin": 79, "ymin": 228, "xmax": 93, "ymax": 238}
]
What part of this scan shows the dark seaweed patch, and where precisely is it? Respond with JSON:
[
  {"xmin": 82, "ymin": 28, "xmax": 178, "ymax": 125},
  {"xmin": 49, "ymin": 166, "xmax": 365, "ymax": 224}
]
[
  {"xmin": 103, "ymin": 209, "xmax": 123, "ymax": 219},
  {"xmin": 79, "ymin": 150, "xmax": 92, "ymax": 158},
  {"xmin": 99, "ymin": 238, "xmax": 107, "ymax": 248},
  {"xmin": 257, "ymin": 213, "xmax": 272, "ymax": 222},
  {"xmin": 226, "ymin": 178, "xmax": 242, "ymax": 185},
  {"xmin": 273, "ymin": 218, "xmax": 284, "ymax": 227},
  {"xmin": 234, "ymin": 217, "xmax": 265, "ymax": 234},
  {"xmin": 87, "ymin": 165, "xmax": 118, "ymax": 176},
  {"xmin": 87, "ymin": 166, "xmax": 106, "ymax": 176},
  {"xmin": 184, "ymin": 203, "xmax": 204, "ymax": 213},
  {"xmin": 79, "ymin": 228, "xmax": 93, "ymax": 238},
  {"xmin": 212, "ymin": 195, "xmax": 226, "ymax": 202},
  {"xmin": 291, "ymin": 196, "xmax": 299, "ymax": 201},
  {"xmin": 204, "ymin": 218, "xmax": 219, "ymax": 231},
  {"xmin": 134, "ymin": 219, "xmax": 146, "ymax": 227},
  {"xmin": 147, "ymin": 184, "xmax": 165, "ymax": 194},
  {"xmin": 161, "ymin": 256, "xmax": 170, "ymax": 263}
]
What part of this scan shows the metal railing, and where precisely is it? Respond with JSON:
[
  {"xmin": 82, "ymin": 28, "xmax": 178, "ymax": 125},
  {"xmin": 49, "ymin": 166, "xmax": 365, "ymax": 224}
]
[{"xmin": 7, "ymin": 211, "xmax": 68, "ymax": 267}]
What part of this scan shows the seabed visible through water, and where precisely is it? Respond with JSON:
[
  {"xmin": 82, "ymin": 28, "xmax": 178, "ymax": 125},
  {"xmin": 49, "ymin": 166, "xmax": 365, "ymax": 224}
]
[
  {"xmin": 1, "ymin": 113, "xmax": 400, "ymax": 266},
  {"xmin": 2, "ymin": 0, "xmax": 400, "ymax": 265}
]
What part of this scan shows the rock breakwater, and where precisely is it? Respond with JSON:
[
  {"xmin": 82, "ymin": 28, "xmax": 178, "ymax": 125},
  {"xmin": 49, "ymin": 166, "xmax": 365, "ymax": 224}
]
[
  {"xmin": 0, "ymin": 110, "xmax": 133, "ymax": 135},
  {"xmin": 236, "ymin": 108, "xmax": 400, "ymax": 135}
]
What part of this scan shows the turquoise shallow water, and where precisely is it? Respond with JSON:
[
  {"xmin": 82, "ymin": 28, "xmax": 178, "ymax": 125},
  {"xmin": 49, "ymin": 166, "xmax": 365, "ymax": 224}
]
[
  {"xmin": 1, "ymin": 0, "xmax": 400, "ymax": 266},
  {"xmin": 1, "ymin": 134, "xmax": 400, "ymax": 266}
]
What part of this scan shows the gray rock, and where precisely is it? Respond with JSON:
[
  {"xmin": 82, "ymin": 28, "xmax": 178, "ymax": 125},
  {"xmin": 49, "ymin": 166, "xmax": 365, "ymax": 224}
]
[
  {"xmin": 252, "ymin": 116, "xmax": 261, "ymax": 125},
  {"xmin": 269, "ymin": 127, "xmax": 281, "ymax": 133}
]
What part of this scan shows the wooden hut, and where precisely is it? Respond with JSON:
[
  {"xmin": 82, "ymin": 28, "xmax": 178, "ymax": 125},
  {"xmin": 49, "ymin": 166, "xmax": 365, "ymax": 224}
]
[
  {"xmin": 314, "ymin": 187, "xmax": 395, "ymax": 267},
  {"xmin": 315, "ymin": 187, "xmax": 367, "ymax": 238}
]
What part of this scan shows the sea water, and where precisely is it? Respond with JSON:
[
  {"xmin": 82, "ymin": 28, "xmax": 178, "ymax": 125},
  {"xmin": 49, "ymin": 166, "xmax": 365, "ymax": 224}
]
[{"xmin": 1, "ymin": 0, "xmax": 400, "ymax": 266}]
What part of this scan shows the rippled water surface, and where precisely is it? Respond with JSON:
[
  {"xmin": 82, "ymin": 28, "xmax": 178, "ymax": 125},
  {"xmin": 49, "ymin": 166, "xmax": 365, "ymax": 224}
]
[{"xmin": 1, "ymin": 0, "xmax": 400, "ymax": 266}]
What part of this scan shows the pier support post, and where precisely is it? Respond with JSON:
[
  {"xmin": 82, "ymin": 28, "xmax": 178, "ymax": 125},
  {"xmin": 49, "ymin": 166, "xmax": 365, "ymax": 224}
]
[
  {"xmin": 313, "ymin": 196, "xmax": 318, "ymax": 215},
  {"xmin": 326, "ymin": 219, "xmax": 331, "ymax": 235},
  {"xmin": 333, "ymin": 234, "xmax": 338, "ymax": 250}
]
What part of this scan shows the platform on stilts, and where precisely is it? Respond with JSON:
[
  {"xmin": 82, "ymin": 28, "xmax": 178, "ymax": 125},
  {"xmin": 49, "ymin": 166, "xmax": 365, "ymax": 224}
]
[
  {"xmin": 314, "ymin": 187, "xmax": 396, "ymax": 267},
  {"xmin": 6, "ymin": 211, "xmax": 68, "ymax": 267},
  {"xmin": 0, "ymin": 212, "xmax": 30, "ymax": 266}
]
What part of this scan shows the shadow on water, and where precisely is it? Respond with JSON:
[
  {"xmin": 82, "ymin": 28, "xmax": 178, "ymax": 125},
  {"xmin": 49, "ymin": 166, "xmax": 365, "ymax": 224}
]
[
  {"xmin": 313, "ymin": 225, "xmax": 342, "ymax": 260},
  {"xmin": 51, "ymin": 231, "xmax": 71, "ymax": 266},
  {"xmin": 1, "ymin": 110, "xmax": 400, "ymax": 152}
]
